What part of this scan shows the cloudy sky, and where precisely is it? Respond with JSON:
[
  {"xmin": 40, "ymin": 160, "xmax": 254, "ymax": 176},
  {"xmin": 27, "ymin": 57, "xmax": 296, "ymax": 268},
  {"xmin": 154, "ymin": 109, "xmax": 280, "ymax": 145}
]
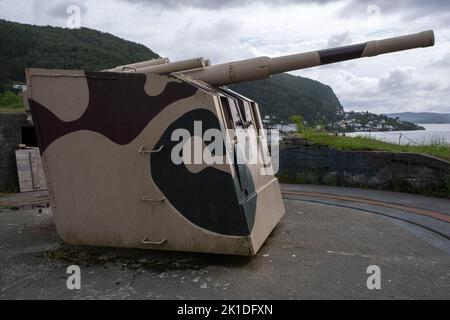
[{"xmin": 1, "ymin": 0, "xmax": 449, "ymax": 113}]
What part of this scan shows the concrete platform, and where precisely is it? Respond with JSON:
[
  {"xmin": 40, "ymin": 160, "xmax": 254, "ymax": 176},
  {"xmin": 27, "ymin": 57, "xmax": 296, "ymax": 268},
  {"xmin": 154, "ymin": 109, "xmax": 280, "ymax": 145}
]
[{"xmin": 1, "ymin": 185, "xmax": 449, "ymax": 299}]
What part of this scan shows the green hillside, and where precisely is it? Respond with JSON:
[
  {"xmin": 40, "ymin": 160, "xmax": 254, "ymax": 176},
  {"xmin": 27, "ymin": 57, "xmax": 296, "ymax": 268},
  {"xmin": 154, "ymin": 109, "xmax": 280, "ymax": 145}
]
[
  {"xmin": 0, "ymin": 19, "xmax": 159, "ymax": 90},
  {"xmin": 230, "ymin": 73, "xmax": 344, "ymax": 124}
]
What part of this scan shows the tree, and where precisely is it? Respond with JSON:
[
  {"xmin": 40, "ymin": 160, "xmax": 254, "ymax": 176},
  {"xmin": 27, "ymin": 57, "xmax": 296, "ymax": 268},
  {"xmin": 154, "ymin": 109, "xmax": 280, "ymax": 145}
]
[{"xmin": 289, "ymin": 115, "xmax": 305, "ymax": 134}]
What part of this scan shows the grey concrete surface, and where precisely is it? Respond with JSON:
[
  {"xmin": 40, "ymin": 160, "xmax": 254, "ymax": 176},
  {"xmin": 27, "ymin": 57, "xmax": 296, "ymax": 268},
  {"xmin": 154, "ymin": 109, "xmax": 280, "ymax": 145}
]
[{"xmin": 1, "ymin": 187, "xmax": 449, "ymax": 299}]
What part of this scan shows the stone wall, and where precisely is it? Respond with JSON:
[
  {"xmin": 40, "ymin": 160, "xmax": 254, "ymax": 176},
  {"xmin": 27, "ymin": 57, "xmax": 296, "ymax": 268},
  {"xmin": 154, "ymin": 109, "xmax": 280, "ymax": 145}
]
[
  {"xmin": 0, "ymin": 113, "xmax": 30, "ymax": 191},
  {"xmin": 279, "ymin": 137, "xmax": 450, "ymax": 198}
]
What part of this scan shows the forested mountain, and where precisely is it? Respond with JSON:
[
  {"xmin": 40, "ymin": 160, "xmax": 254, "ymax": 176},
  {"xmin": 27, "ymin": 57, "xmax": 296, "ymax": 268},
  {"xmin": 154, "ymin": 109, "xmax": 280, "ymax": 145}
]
[
  {"xmin": 230, "ymin": 73, "xmax": 344, "ymax": 123},
  {"xmin": 0, "ymin": 19, "xmax": 159, "ymax": 87}
]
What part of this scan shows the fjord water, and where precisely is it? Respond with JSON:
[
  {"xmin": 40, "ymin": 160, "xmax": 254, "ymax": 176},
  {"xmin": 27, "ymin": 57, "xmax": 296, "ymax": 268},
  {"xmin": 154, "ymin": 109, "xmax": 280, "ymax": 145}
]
[{"xmin": 347, "ymin": 124, "xmax": 450, "ymax": 145}]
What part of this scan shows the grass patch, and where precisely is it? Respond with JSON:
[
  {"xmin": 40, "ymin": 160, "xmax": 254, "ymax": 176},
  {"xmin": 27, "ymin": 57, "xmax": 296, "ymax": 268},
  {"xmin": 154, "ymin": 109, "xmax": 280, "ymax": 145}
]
[
  {"xmin": 0, "ymin": 91, "xmax": 25, "ymax": 113},
  {"xmin": 0, "ymin": 184, "xmax": 19, "ymax": 194},
  {"xmin": 301, "ymin": 128, "xmax": 450, "ymax": 162}
]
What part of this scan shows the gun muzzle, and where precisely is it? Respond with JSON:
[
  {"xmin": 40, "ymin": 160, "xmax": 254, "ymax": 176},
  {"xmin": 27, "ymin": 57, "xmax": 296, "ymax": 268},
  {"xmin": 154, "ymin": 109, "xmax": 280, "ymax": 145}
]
[{"xmin": 182, "ymin": 30, "xmax": 434, "ymax": 87}]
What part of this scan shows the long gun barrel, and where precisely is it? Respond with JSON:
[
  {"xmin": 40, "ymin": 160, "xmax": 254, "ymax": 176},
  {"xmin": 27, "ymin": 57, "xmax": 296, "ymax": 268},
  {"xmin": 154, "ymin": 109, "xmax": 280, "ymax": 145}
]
[
  {"xmin": 180, "ymin": 30, "xmax": 434, "ymax": 86},
  {"xmin": 107, "ymin": 30, "xmax": 434, "ymax": 87},
  {"xmin": 104, "ymin": 57, "xmax": 170, "ymax": 72}
]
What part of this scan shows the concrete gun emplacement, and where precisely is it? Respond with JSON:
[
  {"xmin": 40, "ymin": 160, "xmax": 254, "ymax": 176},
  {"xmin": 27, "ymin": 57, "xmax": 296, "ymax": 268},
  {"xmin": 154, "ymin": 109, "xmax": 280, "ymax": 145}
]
[{"xmin": 26, "ymin": 30, "xmax": 434, "ymax": 255}]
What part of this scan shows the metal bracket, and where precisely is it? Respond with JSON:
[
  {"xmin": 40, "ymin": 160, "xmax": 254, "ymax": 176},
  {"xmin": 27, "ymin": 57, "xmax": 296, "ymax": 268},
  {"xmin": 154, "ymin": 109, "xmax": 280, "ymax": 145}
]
[
  {"xmin": 139, "ymin": 145, "xmax": 164, "ymax": 154},
  {"xmin": 141, "ymin": 238, "xmax": 167, "ymax": 245},
  {"xmin": 142, "ymin": 196, "xmax": 166, "ymax": 203}
]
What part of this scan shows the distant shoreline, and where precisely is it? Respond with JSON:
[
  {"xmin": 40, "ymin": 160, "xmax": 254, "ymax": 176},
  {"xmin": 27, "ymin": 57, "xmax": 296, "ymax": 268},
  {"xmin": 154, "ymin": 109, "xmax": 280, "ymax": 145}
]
[
  {"xmin": 387, "ymin": 112, "xmax": 450, "ymax": 125},
  {"xmin": 345, "ymin": 123, "xmax": 450, "ymax": 134},
  {"xmin": 347, "ymin": 123, "xmax": 450, "ymax": 146}
]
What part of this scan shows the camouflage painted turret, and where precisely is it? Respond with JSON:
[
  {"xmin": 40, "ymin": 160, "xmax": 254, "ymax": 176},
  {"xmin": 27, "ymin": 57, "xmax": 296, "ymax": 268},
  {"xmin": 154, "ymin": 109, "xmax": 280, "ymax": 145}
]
[{"xmin": 25, "ymin": 30, "xmax": 434, "ymax": 255}]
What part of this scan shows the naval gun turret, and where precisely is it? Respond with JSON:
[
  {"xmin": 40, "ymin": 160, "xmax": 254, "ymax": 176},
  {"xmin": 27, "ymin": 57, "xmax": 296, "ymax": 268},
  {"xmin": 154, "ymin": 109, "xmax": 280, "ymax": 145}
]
[{"xmin": 25, "ymin": 30, "xmax": 434, "ymax": 255}]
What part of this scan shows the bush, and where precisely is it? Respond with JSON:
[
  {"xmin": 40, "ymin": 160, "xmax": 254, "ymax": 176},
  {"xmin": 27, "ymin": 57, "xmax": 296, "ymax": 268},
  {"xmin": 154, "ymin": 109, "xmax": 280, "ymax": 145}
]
[{"xmin": 0, "ymin": 91, "xmax": 24, "ymax": 111}]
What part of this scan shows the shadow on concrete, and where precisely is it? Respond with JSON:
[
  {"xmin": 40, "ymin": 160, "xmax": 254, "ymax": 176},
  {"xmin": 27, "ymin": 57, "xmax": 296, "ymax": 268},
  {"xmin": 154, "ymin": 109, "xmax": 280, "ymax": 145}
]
[{"xmin": 40, "ymin": 243, "xmax": 254, "ymax": 275}]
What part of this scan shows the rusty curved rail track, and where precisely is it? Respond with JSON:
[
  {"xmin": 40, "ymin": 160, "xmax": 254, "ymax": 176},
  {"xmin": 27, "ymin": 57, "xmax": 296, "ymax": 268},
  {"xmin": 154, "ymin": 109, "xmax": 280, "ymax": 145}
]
[
  {"xmin": 282, "ymin": 190, "xmax": 450, "ymax": 224},
  {"xmin": 2, "ymin": 189, "xmax": 449, "ymax": 227}
]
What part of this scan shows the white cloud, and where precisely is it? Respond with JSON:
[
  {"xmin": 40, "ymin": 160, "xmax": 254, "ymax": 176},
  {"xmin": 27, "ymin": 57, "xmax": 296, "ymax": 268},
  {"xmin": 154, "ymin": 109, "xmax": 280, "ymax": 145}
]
[{"xmin": 328, "ymin": 32, "xmax": 352, "ymax": 47}]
